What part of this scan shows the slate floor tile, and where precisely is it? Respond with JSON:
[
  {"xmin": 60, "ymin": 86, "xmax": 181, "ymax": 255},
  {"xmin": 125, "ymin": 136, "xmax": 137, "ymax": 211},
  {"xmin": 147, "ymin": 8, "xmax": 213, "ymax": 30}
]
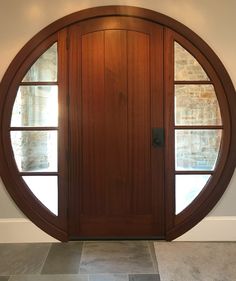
[
  {"xmin": 80, "ymin": 241, "xmax": 155, "ymax": 274},
  {"xmin": 155, "ymin": 242, "xmax": 236, "ymax": 281},
  {"xmin": 0, "ymin": 277, "xmax": 10, "ymax": 281},
  {"xmin": 129, "ymin": 274, "xmax": 160, "ymax": 281},
  {"xmin": 0, "ymin": 243, "xmax": 50, "ymax": 275},
  {"xmin": 41, "ymin": 242, "xmax": 83, "ymax": 274},
  {"xmin": 9, "ymin": 275, "xmax": 88, "ymax": 281},
  {"xmin": 147, "ymin": 242, "xmax": 159, "ymax": 273},
  {"xmin": 89, "ymin": 273, "xmax": 128, "ymax": 281}
]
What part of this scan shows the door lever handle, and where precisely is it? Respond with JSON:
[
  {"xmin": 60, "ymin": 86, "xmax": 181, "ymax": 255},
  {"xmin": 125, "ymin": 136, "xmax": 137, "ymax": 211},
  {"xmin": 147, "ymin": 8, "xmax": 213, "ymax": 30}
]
[{"xmin": 152, "ymin": 128, "xmax": 164, "ymax": 148}]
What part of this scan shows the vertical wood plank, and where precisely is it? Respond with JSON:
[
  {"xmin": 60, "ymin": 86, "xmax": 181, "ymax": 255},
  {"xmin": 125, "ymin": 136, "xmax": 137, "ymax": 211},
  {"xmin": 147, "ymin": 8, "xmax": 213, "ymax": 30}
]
[
  {"xmin": 81, "ymin": 31, "xmax": 106, "ymax": 215},
  {"xmin": 68, "ymin": 24, "xmax": 82, "ymax": 236},
  {"xmin": 127, "ymin": 31, "xmax": 151, "ymax": 214},
  {"xmin": 57, "ymin": 28, "xmax": 69, "ymax": 231},
  {"xmin": 150, "ymin": 25, "xmax": 165, "ymax": 235},
  {"xmin": 164, "ymin": 28, "xmax": 175, "ymax": 233},
  {"xmin": 104, "ymin": 30, "xmax": 128, "ymax": 215}
]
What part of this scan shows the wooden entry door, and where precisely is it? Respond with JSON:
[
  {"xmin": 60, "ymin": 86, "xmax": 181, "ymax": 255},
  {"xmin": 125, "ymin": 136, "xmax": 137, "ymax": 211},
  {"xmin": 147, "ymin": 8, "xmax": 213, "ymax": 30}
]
[{"xmin": 68, "ymin": 17, "xmax": 165, "ymax": 238}]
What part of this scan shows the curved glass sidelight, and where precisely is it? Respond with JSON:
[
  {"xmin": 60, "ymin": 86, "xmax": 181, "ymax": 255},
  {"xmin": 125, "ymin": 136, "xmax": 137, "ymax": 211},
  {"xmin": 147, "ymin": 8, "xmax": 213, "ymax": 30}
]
[
  {"xmin": 10, "ymin": 43, "xmax": 59, "ymax": 216},
  {"xmin": 11, "ymin": 86, "xmax": 58, "ymax": 127},
  {"xmin": 175, "ymin": 129, "xmax": 222, "ymax": 171},
  {"xmin": 175, "ymin": 174, "xmax": 211, "ymax": 214},
  {"xmin": 23, "ymin": 176, "xmax": 58, "ymax": 215},
  {"xmin": 22, "ymin": 43, "xmax": 57, "ymax": 82},
  {"xmin": 174, "ymin": 42, "xmax": 222, "ymax": 214},
  {"xmin": 174, "ymin": 42, "xmax": 210, "ymax": 81},
  {"xmin": 175, "ymin": 85, "xmax": 222, "ymax": 126}
]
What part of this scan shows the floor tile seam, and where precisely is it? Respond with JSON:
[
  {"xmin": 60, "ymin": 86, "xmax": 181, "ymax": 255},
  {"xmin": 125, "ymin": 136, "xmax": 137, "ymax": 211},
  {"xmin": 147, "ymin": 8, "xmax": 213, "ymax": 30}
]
[
  {"xmin": 73, "ymin": 241, "xmax": 85, "ymax": 275},
  {"xmin": 38, "ymin": 243, "xmax": 53, "ymax": 274},
  {"xmin": 83, "ymin": 271, "xmax": 160, "ymax": 275},
  {"xmin": 127, "ymin": 273, "xmax": 160, "ymax": 275},
  {"xmin": 3, "ymin": 272, "xmax": 159, "ymax": 276},
  {"xmin": 78, "ymin": 241, "xmax": 86, "ymax": 274},
  {"xmin": 147, "ymin": 241, "xmax": 159, "ymax": 273},
  {"xmin": 88, "ymin": 273, "xmax": 129, "ymax": 281},
  {"xmin": 81, "ymin": 272, "xmax": 160, "ymax": 275},
  {"xmin": 8, "ymin": 274, "xmax": 89, "ymax": 276}
]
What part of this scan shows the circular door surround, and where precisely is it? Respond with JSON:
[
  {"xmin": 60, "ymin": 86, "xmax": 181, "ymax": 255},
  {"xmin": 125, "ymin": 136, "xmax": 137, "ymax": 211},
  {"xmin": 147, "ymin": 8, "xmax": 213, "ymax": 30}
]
[{"xmin": 0, "ymin": 6, "xmax": 235, "ymax": 241}]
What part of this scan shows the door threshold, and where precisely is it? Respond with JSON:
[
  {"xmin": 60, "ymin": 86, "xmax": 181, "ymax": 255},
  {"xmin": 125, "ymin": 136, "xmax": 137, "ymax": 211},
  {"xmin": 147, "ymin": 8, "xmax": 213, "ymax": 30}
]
[{"xmin": 69, "ymin": 236, "xmax": 165, "ymax": 241}]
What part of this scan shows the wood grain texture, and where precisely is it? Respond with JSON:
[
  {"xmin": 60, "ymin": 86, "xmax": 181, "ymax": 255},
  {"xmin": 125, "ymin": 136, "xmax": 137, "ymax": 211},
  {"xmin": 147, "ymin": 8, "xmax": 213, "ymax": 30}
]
[
  {"xmin": 81, "ymin": 30, "xmax": 106, "ymax": 216},
  {"xmin": 69, "ymin": 19, "xmax": 165, "ymax": 238}
]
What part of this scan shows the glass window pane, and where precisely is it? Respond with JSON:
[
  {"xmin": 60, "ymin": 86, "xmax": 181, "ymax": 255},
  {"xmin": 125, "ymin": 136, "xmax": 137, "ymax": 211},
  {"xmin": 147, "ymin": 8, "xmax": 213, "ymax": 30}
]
[
  {"xmin": 176, "ymin": 174, "xmax": 211, "ymax": 214},
  {"xmin": 22, "ymin": 43, "xmax": 57, "ymax": 82},
  {"xmin": 175, "ymin": 85, "xmax": 222, "ymax": 125},
  {"xmin": 23, "ymin": 176, "xmax": 58, "ymax": 215},
  {"xmin": 11, "ymin": 86, "xmax": 58, "ymax": 127},
  {"xmin": 175, "ymin": 130, "xmax": 222, "ymax": 171},
  {"xmin": 11, "ymin": 131, "xmax": 57, "ymax": 172},
  {"xmin": 174, "ymin": 42, "xmax": 210, "ymax": 81}
]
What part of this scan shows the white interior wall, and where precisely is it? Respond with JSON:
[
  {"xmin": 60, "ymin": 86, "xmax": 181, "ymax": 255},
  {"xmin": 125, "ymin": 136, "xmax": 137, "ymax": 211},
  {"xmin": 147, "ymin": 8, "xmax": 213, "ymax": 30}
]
[{"xmin": 0, "ymin": 0, "xmax": 235, "ymax": 241}]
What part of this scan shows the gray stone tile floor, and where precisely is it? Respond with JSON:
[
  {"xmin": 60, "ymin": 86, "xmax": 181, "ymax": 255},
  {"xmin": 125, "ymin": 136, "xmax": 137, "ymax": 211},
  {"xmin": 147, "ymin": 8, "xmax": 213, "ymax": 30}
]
[
  {"xmin": 155, "ymin": 242, "xmax": 236, "ymax": 281},
  {"xmin": 0, "ymin": 241, "xmax": 235, "ymax": 281}
]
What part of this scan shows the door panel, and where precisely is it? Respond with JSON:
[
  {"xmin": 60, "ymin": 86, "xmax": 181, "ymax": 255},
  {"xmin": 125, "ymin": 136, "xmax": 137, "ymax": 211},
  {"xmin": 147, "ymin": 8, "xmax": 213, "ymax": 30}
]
[
  {"xmin": 68, "ymin": 17, "xmax": 164, "ymax": 238},
  {"xmin": 127, "ymin": 31, "xmax": 151, "ymax": 214},
  {"xmin": 81, "ymin": 31, "xmax": 106, "ymax": 216}
]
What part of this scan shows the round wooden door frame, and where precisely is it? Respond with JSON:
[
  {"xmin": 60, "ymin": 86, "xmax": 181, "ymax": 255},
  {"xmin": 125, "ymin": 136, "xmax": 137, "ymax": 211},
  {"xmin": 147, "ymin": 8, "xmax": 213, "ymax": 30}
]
[{"xmin": 0, "ymin": 6, "xmax": 235, "ymax": 241}]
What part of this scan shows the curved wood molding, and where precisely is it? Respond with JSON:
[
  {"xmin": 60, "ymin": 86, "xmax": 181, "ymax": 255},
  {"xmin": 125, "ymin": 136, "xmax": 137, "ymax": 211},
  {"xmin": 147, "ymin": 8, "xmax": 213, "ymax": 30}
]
[{"xmin": 0, "ymin": 6, "xmax": 235, "ymax": 241}]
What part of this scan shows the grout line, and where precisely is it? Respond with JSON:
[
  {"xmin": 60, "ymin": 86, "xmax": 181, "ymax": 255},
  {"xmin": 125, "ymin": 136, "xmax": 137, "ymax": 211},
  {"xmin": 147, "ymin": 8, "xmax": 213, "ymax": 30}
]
[
  {"xmin": 38, "ymin": 242, "xmax": 53, "ymax": 274},
  {"xmin": 79, "ymin": 272, "xmax": 161, "ymax": 275},
  {"xmin": 78, "ymin": 240, "xmax": 86, "ymax": 274},
  {"xmin": 147, "ymin": 241, "xmax": 159, "ymax": 273}
]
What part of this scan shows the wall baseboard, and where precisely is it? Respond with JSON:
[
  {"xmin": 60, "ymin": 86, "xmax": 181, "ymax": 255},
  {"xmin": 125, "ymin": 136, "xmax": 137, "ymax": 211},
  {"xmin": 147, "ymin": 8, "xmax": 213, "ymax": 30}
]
[
  {"xmin": 0, "ymin": 216, "xmax": 235, "ymax": 243},
  {"xmin": 0, "ymin": 219, "xmax": 58, "ymax": 243},
  {"xmin": 174, "ymin": 216, "xmax": 236, "ymax": 241}
]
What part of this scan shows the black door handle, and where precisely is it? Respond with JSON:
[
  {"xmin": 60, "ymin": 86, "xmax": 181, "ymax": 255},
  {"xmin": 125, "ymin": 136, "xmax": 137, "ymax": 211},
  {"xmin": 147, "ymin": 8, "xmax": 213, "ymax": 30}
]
[{"xmin": 152, "ymin": 128, "xmax": 164, "ymax": 148}]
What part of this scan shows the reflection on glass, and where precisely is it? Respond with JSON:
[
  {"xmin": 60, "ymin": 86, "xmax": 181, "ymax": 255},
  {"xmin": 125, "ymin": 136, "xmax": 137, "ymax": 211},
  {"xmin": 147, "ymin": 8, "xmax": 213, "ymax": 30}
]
[
  {"xmin": 174, "ymin": 42, "xmax": 209, "ymax": 81},
  {"xmin": 23, "ymin": 176, "xmax": 58, "ymax": 215},
  {"xmin": 176, "ymin": 174, "xmax": 211, "ymax": 214},
  {"xmin": 11, "ymin": 131, "xmax": 57, "ymax": 172},
  {"xmin": 11, "ymin": 86, "xmax": 58, "ymax": 127},
  {"xmin": 22, "ymin": 43, "xmax": 57, "ymax": 82},
  {"xmin": 175, "ymin": 130, "xmax": 222, "ymax": 171},
  {"xmin": 175, "ymin": 85, "xmax": 222, "ymax": 125}
]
